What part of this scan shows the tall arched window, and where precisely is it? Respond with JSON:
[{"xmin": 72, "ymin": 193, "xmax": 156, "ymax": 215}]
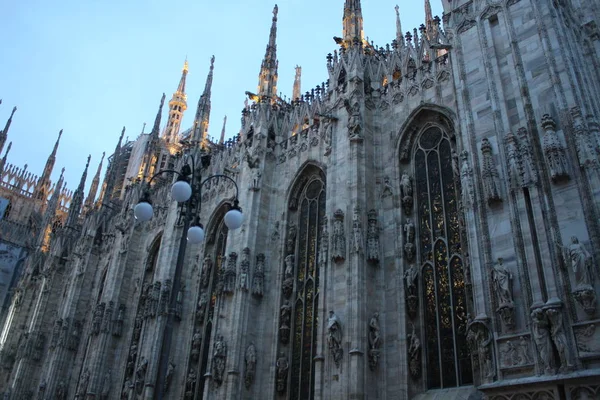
[
  {"xmin": 414, "ymin": 126, "xmax": 472, "ymax": 389},
  {"xmin": 284, "ymin": 168, "xmax": 326, "ymax": 400}
]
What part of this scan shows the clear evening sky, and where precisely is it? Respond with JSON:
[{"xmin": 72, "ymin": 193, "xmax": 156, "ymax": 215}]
[{"xmin": 0, "ymin": 0, "xmax": 442, "ymax": 193}]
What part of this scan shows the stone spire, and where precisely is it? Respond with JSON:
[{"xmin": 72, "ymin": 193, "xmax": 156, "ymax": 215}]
[
  {"xmin": 84, "ymin": 151, "xmax": 104, "ymax": 214},
  {"xmin": 150, "ymin": 93, "xmax": 166, "ymax": 140},
  {"xmin": 37, "ymin": 167, "xmax": 65, "ymax": 249},
  {"xmin": 0, "ymin": 141, "xmax": 11, "ymax": 174},
  {"xmin": 163, "ymin": 60, "xmax": 189, "ymax": 144},
  {"xmin": 34, "ymin": 129, "xmax": 62, "ymax": 202},
  {"xmin": 257, "ymin": 5, "xmax": 279, "ymax": 100},
  {"xmin": 395, "ymin": 5, "xmax": 405, "ymax": 48},
  {"xmin": 191, "ymin": 56, "xmax": 215, "ymax": 148},
  {"xmin": 292, "ymin": 66, "xmax": 302, "ymax": 101},
  {"xmin": 219, "ymin": 115, "xmax": 227, "ymax": 145},
  {"xmin": 0, "ymin": 106, "xmax": 16, "ymax": 155},
  {"xmin": 100, "ymin": 127, "xmax": 125, "ymax": 206},
  {"xmin": 343, "ymin": 0, "xmax": 364, "ymax": 46},
  {"xmin": 424, "ymin": 0, "xmax": 435, "ymax": 39},
  {"xmin": 65, "ymin": 155, "xmax": 91, "ymax": 228}
]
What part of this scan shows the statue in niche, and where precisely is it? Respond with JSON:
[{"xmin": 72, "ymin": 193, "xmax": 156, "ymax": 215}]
[
  {"xmin": 211, "ymin": 335, "xmax": 227, "ymax": 386},
  {"xmin": 327, "ymin": 310, "xmax": 343, "ymax": 367},
  {"xmin": 518, "ymin": 336, "xmax": 532, "ymax": 365},
  {"xmin": 351, "ymin": 205, "xmax": 363, "ymax": 254},
  {"xmin": 92, "ymin": 303, "xmax": 105, "ymax": 336},
  {"xmin": 239, "ymin": 247, "xmax": 250, "ymax": 291},
  {"xmin": 531, "ymin": 308, "xmax": 554, "ymax": 375},
  {"xmin": 175, "ymin": 286, "xmax": 184, "ymax": 321},
  {"xmin": 518, "ymin": 127, "xmax": 537, "ymax": 186},
  {"xmin": 150, "ymin": 281, "xmax": 161, "ymax": 318},
  {"xmin": 400, "ymin": 172, "xmax": 413, "ymax": 213},
  {"xmin": 331, "ymin": 210, "xmax": 346, "ymax": 262},
  {"xmin": 381, "ymin": 176, "xmax": 393, "ymax": 198},
  {"xmin": 368, "ymin": 312, "xmax": 381, "ymax": 370},
  {"xmin": 140, "ymin": 284, "xmax": 151, "ymax": 318},
  {"xmin": 286, "ymin": 223, "xmax": 297, "ymax": 255},
  {"xmin": 223, "ymin": 252, "xmax": 238, "ymax": 294},
  {"xmin": 135, "ymin": 357, "xmax": 148, "ymax": 394},
  {"xmin": 282, "ymin": 255, "xmax": 294, "ymax": 299},
  {"xmin": 158, "ymin": 280, "xmax": 171, "ymax": 316},
  {"xmin": 279, "ymin": 300, "xmax": 292, "ymax": 345},
  {"xmin": 201, "ymin": 256, "xmax": 212, "ymax": 288},
  {"xmin": 319, "ymin": 218, "xmax": 329, "ymax": 267},
  {"xmin": 404, "ymin": 219, "xmax": 416, "ymax": 262},
  {"xmin": 164, "ymin": 361, "xmax": 175, "ymax": 394},
  {"xmin": 191, "ymin": 331, "xmax": 202, "ymax": 361},
  {"xmin": 102, "ymin": 302, "xmax": 114, "ymax": 334},
  {"xmin": 133, "ymin": 316, "xmax": 143, "ymax": 342},
  {"xmin": 366, "ymin": 210, "xmax": 379, "ymax": 263},
  {"xmin": 252, "ymin": 253, "xmax": 265, "ymax": 298},
  {"xmin": 460, "ymin": 151, "xmax": 475, "ymax": 208},
  {"xmin": 404, "ymin": 264, "xmax": 419, "ymax": 318},
  {"xmin": 184, "ymin": 369, "xmax": 197, "ymax": 399},
  {"xmin": 468, "ymin": 319, "xmax": 495, "ymax": 382},
  {"xmin": 323, "ymin": 120, "xmax": 333, "ymax": 156},
  {"xmin": 480, "ymin": 138, "xmax": 503, "ymax": 204},
  {"xmin": 244, "ymin": 343, "xmax": 257, "ymax": 389},
  {"xmin": 276, "ymin": 352, "xmax": 289, "ymax": 395},
  {"xmin": 196, "ymin": 293, "xmax": 208, "ymax": 325},
  {"xmin": 491, "ymin": 258, "xmax": 515, "ymax": 328},
  {"xmin": 546, "ymin": 308, "xmax": 573, "ymax": 373},
  {"xmin": 77, "ymin": 368, "xmax": 90, "ymax": 396},
  {"xmin": 451, "ymin": 150, "xmax": 460, "ymax": 178},
  {"xmin": 557, "ymin": 236, "xmax": 596, "ymax": 314},
  {"xmin": 407, "ymin": 322, "xmax": 421, "ymax": 380},
  {"xmin": 541, "ymin": 114, "xmax": 570, "ymax": 182},
  {"xmin": 344, "ymin": 99, "xmax": 363, "ymax": 141},
  {"xmin": 126, "ymin": 344, "xmax": 137, "ymax": 377},
  {"xmin": 113, "ymin": 305, "xmax": 125, "ymax": 337}
]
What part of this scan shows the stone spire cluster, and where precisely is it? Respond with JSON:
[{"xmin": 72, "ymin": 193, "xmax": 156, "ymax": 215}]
[
  {"xmin": 163, "ymin": 59, "xmax": 188, "ymax": 144},
  {"xmin": 65, "ymin": 155, "xmax": 91, "ymax": 228}
]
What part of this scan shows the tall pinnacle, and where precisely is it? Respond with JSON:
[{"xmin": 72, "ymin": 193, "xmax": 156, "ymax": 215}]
[
  {"xmin": 343, "ymin": 0, "xmax": 364, "ymax": 45},
  {"xmin": 35, "ymin": 130, "xmax": 63, "ymax": 202},
  {"xmin": 37, "ymin": 168, "xmax": 65, "ymax": 249},
  {"xmin": 0, "ymin": 106, "xmax": 17, "ymax": 155},
  {"xmin": 100, "ymin": 127, "xmax": 125, "ymax": 205},
  {"xmin": 292, "ymin": 66, "xmax": 302, "ymax": 101},
  {"xmin": 192, "ymin": 56, "xmax": 215, "ymax": 147},
  {"xmin": 84, "ymin": 151, "xmax": 105, "ymax": 213},
  {"xmin": 257, "ymin": 5, "xmax": 279, "ymax": 100},
  {"xmin": 66, "ymin": 155, "xmax": 91, "ymax": 228},
  {"xmin": 395, "ymin": 5, "xmax": 405, "ymax": 47},
  {"xmin": 163, "ymin": 60, "xmax": 189, "ymax": 143},
  {"xmin": 219, "ymin": 116, "xmax": 227, "ymax": 145},
  {"xmin": 425, "ymin": 0, "xmax": 435, "ymax": 39},
  {"xmin": 151, "ymin": 93, "xmax": 166, "ymax": 139},
  {"xmin": 0, "ymin": 141, "xmax": 12, "ymax": 174}
]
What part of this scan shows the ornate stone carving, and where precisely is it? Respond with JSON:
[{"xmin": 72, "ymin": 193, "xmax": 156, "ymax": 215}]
[
  {"xmin": 201, "ymin": 256, "xmax": 212, "ymax": 288},
  {"xmin": 282, "ymin": 254, "xmax": 294, "ymax": 299},
  {"xmin": 184, "ymin": 368, "xmax": 197, "ymax": 399},
  {"xmin": 404, "ymin": 264, "xmax": 419, "ymax": 319},
  {"xmin": 133, "ymin": 316, "xmax": 142, "ymax": 342},
  {"xmin": 400, "ymin": 172, "xmax": 413, "ymax": 214},
  {"xmin": 113, "ymin": 304, "xmax": 125, "ymax": 337},
  {"xmin": 558, "ymin": 235, "xmax": 597, "ymax": 314},
  {"xmin": 159, "ymin": 280, "xmax": 171, "ymax": 317},
  {"xmin": 368, "ymin": 312, "xmax": 381, "ymax": 371},
  {"xmin": 571, "ymin": 107, "xmax": 598, "ymax": 168},
  {"xmin": 239, "ymin": 247, "xmax": 250, "ymax": 291},
  {"xmin": 55, "ymin": 380, "xmax": 67, "ymax": 400},
  {"xmin": 279, "ymin": 300, "xmax": 291, "ymax": 345},
  {"xmin": 191, "ymin": 332, "xmax": 202, "ymax": 362},
  {"xmin": 467, "ymin": 318, "xmax": 495, "ymax": 383},
  {"xmin": 276, "ymin": 352, "xmax": 289, "ymax": 395},
  {"xmin": 244, "ymin": 343, "xmax": 257, "ymax": 389},
  {"xmin": 327, "ymin": 311, "xmax": 343, "ymax": 367},
  {"xmin": 460, "ymin": 151, "xmax": 475, "ymax": 207},
  {"xmin": 541, "ymin": 114, "xmax": 570, "ymax": 182},
  {"xmin": 381, "ymin": 176, "xmax": 393, "ymax": 198},
  {"xmin": 545, "ymin": 307, "xmax": 573, "ymax": 373},
  {"xmin": 164, "ymin": 361, "xmax": 175, "ymax": 394},
  {"xmin": 531, "ymin": 308, "xmax": 554, "ymax": 374},
  {"xmin": 351, "ymin": 205, "xmax": 363, "ymax": 254},
  {"xmin": 517, "ymin": 127, "xmax": 538, "ymax": 186},
  {"xmin": 505, "ymin": 132, "xmax": 522, "ymax": 191},
  {"xmin": 252, "ymin": 253, "xmax": 265, "ymax": 298},
  {"xmin": 366, "ymin": 210, "xmax": 379, "ymax": 263},
  {"xmin": 491, "ymin": 258, "xmax": 515, "ymax": 328},
  {"xmin": 196, "ymin": 293, "xmax": 208, "ymax": 325},
  {"xmin": 403, "ymin": 219, "xmax": 415, "ymax": 262},
  {"xmin": 223, "ymin": 252, "xmax": 238, "ymax": 294},
  {"xmin": 211, "ymin": 335, "xmax": 227, "ymax": 386},
  {"xmin": 175, "ymin": 286, "xmax": 184, "ymax": 321},
  {"xmin": 135, "ymin": 357, "xmax": 148, "ymax": 394},
  {"xmin": 92, "ymin": 302, "xmax": 105, "ymax": 336},
  {"xmin": 331, "ymin": 210, "xmax": 346, "ymax": 262},
  {"xmin": 574, "ymin": 323, "xmax": 598, "ymax": 353},
  {"xmin": 480, "ymin": 138, "xmax": 502, "ymax": 205},
  {"xmin": 126, "ymin": 344, "xmax": 137, "ymax": 377},
  {"xmin": 407, "ymin": 322, "xmax": 421, "ymax": 380},
  {"xmin": 319, "ymin": 218, "xmax": 329, "ymax": 267},
  {"xmin": 102, "ymin": 301, "xmax": 114, "ymax": 334},
  {"xmin": 149, "ymin": 281, "xmax": 161, "ymax": 318},
  {"xmin": 323, "ymin": 120, "xmax": 333, "ymax": 156},
  {"xmin": 344, "ymin": 100, "xmax": 363, "ymax": 142},
  {"xmin": 500, "ymin": 336, "xmax": 533, "ymax": 368},
  {"xmin": 77, "ymin": 368, "xmax": 90, "ymax": 397},
  {"xmin": 286, "ymin": 222, "xmax": 297, "ymax": 254}
]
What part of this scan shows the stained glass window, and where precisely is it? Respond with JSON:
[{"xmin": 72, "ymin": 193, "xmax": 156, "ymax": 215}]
[
  {"xmin": 415, "ymin": 127, "xmax": 472, "ymax": 388},
  {"xmin": 288, "ymin": 175, "xmax": 325, "ymax": 400}
]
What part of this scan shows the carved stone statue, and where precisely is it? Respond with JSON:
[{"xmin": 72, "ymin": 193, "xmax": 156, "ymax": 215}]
[
  {"xmin": 323, "ymin": 120, "xmax": 333, "ymax": 155},
  {"xmin": 239, "ymin": 247, "xmax": 250, "ymax": 291},
  {"xmin": 366, "ymin": 210, "xmax": 379, "ymax": 263},
  {"xmin": 531, "ymin": 308, "xmax": 554, "ymax": 375},
  {"xmin": 201, "ymin": 256, "xmax": 212, "ymax": 288},
  {"xmin": 344, "ymin": 99, "xmax": 363, "ymax": 141},
  {"xmin": 284, "ymin": 254, "xmax": 294, "ymax": 278},
  {"xmin": 196, "ymin": 293, "xmax": 208, "ymax": 325},
  {"xmin": 331, "ymin": 210, "xmax": 346, "ymax": 262},
  {"xmin": 113, "ymin": 304, "xmax": 125, "ymax": 337},
  {"xmin": 185, "ymin": 368, "xmax": 197, "ymax": 399},
  {"xmin": 546, "ymin": 307, "xmax": 573, "ymax": 373},
  {"xmin": 282, "ymin": 254, "xmax": 294, "ymax": 299},
  {"xmin": 481, "ymin": 138, "xmax": 503, "ymax": 204},
  {"xmin": 175, "ymin": 286, "xmax": 184, "ymax": 321},
  {"xmin": 351, "ymin": 205, "xmax": 363, "ymax": 254},
  {"xmin": 133, "ymin": 316, "xmax": 143, "ymax": 342},
  {"xmin": 541, "ymin": 114, "xmax": 570, "ymax": 182},
  {"xmin": 212, "ymin": 335, "xmax": 227, "ymax": 386},
  {"xmin": 368, "ymin": 312, "xmax": 381, "ymax": 370},
  {"xmin": 126, "ymin": 344, "xmax": 137, "ymax": 377},
  {"xmin": 149, "ymin": 281, "xmax": 161, "ymax": 318},
  {"xmin": 327, "ymin": 310, "xmax": 343, "ymax": 367},
  {"xmin": 286, "ymin": 223, "xmax": 297, "ymax": 255},
  {"xmin": 158, "ymin": 280, "xmax": 171, "ymax": 316},
  {"xmin": 252, "ymin": 253, "xmax": 265, "ymax": 298},
  {"xmin": 518, "ymin": 336, "xmax": 532, "ymax": 365},
  {"xmin": 92, "ymin": 303, "xmax": 105, "ymax": 336},
  {"xmin": 468, "ymin": 319, "xmax": 495, "ymax": 383},
  {"xmin": 223, "ymin": 252, "xmax": 238, "ymax": 294},
  {"xmin": 244, "ymin": 343, "xmax": 257, "ymax": 389},
  {"xmin": 279, "ymin": 300, "xmax": 292, "ymax": 345},
  {"xmin": 164, "ymin": 361, "xmax": 175, "ymax": 393},
  {"xmin": 135, "ymin": 357, "xmax": 148, "ymax": 394},
  {"xmin": 191, "ymin": 331, "xmax": 202, "ymax": 361},
  {"xmin": 460, "ymin": 151, "xmax": 475, "ymax": 207},
  {"xmin": 276, "ymin": 352, "xmax": 289, "ymax": 394},
  {"xmin": 517, "ymin": 127, "xmax": 538, "ymax": 186},
  {"xmin": 101, "ymin": 301, "xmax": 114, "ymax": 334},
  {"xmin": 400, "ymin": 172, "xmax": 413, "ymax": 213},
  {"xmin": 404, "ymin": 219, "xmax": 415, "ymax": 262},
  {"xmin": 407, "ymin": 322, "xmax": 421, "ymax": 380},
  {"xmin": 558, "ymin": 236, "xmax": 596, "ymax": 314},
  {"xmin": 491, "ymin": 258, "xmax": 515, "ymax": 328},
  {"xmin": 319, "ymin": 218, "xmax": 329, "ymax": 267}
]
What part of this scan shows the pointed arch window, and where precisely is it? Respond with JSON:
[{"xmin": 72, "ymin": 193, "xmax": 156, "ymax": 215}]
[
  {"xmin": 414, "ymin": 126, "xmax": 472, "ymax": 389},
  {"xmin": 284, "ymin": 169, "xmax": 326, "ymax": 400}
]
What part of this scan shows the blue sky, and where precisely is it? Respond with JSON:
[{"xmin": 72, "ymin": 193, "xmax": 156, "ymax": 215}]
[{"xmin": 0, "ymin": 0, "xmax": 442, "ymax": 193}]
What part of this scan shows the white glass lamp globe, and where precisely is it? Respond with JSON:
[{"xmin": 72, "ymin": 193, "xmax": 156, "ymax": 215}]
[
  {"xmin": 134, "ymin": 202, "xmax": 154, "ymax": 222},
  {"xmin": 171, "ymin": 180, "xmax": 192, "ymax": 203},
  {"xmin": 224, "ymin": 209, "xmax": 244, "ymax": 230},
  {"xmin": 187, "ymin": 225, "xmax": 205, "ymax": 244}
]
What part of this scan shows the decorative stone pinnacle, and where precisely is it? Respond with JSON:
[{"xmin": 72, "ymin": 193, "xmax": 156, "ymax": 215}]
[{"xmin": 541, "ymin": 114, "xmax": 556, "ymax": 131}]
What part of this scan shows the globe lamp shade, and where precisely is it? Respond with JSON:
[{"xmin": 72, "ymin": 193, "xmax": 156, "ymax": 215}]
[
  {"xmin": 224, "ymin": 208, "xmax": 244, "ymax": 230},
  {"xmin": 187, "ymin": 225, "xmax": 205, "ymax": 244},
  {"xmin": 134, "ymin": 202, "xmax": 154, "ymax": 222},
  {"xmin": 171, "ymin": 180, "xmax": 192, "ymax": 202}
]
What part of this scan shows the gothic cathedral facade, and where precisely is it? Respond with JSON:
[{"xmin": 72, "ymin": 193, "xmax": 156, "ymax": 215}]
[{"xmin": 1, "ymin": 0, "xmax": 600, "ymax": 399}]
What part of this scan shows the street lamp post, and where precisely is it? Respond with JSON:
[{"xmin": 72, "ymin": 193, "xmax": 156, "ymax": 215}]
[{"xmin": 133, "ymin": 152, "xmax": 243, "ymax": 400}]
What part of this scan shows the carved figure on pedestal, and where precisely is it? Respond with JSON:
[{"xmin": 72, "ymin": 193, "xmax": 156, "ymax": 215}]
[
  {"xmin": 212, "ymin": 335, "xmax": 227, "ymax": 386},
  {"xmin": 196, "ymin": 293, "xmax": 208, "ymax": 325},
  {"xmin": 366, "ymin": 210, "xmax": 379, "ymax": 263},
  {"xmin": 244, "ymin": 343, "xmax": 257, "ymax": 389},
  {"xmin": 480, "ymin": 138, "xmax": 503, "ymax": 205},
  {"xmin": 323, "ymin": 120, "xmax": 333, "ymax": 156},
  {"xmin": 276, "ymin": 352, "xmax": 289, "ymax": 395},
  {"xmin": 344, "ymin": 99, "xmax": 363, "ymax": 141},
  {"xmin": 279, "ymin": 300, "xmax": 292, "ymax": 344},
  {"xmin": 541, "ymin": 114, "xmax": 570, "ymax": 182},
  {"xmin": 460, "ymin": 151, "xmax": 475, "ymax": 207},
  {"xmin": 239, "ymin": 247, "xmax": 250, "ymax": 291},
  {"xmin": 252, "ymin": 253, "xmax": 265, "ymax": 298},
  {"xmin": 319, "ymin": 218, "xmax": 329, "ymax": 267},
  {"xmin": 126, "ymin": 344, "xmax": 137, "ymax": 377},
  {"xmin": 164, "ymin": 361, "xmax": 175, "ymax": 394},
  {"xmin": 368, "ymin": 312, "xmax": 381, "ymax": 370},
  {"xmin": 184, "ymin": 369, "xmax": 197, "ymax": 400},
  {"xmin": 546, "ymin": 308, "xmax": 573, "ymax": 373},
  {"xmin": 491, "ymin": 258, "xmax": 515, "ymax": 328},
  {"xmin": 92, "ymin": 303, "xmax": 105, "ymax": 335},
  {"xmin": 531, "ymin": 308, "xmax": 554, "ymax": 375},
  {"xmin": 223, "ymin": 252, "xmax": 238, "ymax": 294},
  {"xmin": 113, "ymin": 305, "xmax": 125, "ymax": 337},
  {"xmin": 201, "ymin": 256, "xmax": 212, "ymax": 288},
  {"xmin": 327, "ymin": 310, "xmax": 343, "ymax": 367},
  {"xmin": 351, "ymin": 205, "xmax": 363, "ymax": 254},
  {"xmin": 468, "ymin": 319, "xmax": 495, "ymax": 383},
  {"xmin": 286, "ymin": 223, "xmax": 297, "ymax": 255},
  {"xmin": 558, "ymin": 236, "xmax": 597, "ymax": 314},
  {"xmin": 404, "ymin": 219, "xmax": 415, "ymax": 262},
  {"xmin": 400, "ymin": 172, "xmax": 413, "ymax": 213},
  {"xmin": 282, "ymin": 254, "xmax": 294, "ymax": 299},
  {"xmin": 191, "ymin": 331, "xmax": 202, "ymax": 361},
  {"xmin": 150, "ymin": 281, "xmax": 161, "ymax": 318},
  {"xmin": 158, "ymin": 280, "xmax": 171, "ymax": 316},
  {"xmin": 404, "ymin": 264, "xmax": 419, "ymax": 318},
  {"xmin": 518, "ymin": 336, "xmax": 532, "ymax": 365},
  {"xmin": 174, "ymin": 286, "xmax": 184, "ymax": 321},
  {"xmin": 407, "ymin": 322, "xmax": 421, "ymax": 380},
  {"xmin": 331, "ymin": 210, "xmax": 346, "ymax": 262},
  {"xmin": 135, "ymin": 357, "xmax": 148, "ymax": 394}
]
